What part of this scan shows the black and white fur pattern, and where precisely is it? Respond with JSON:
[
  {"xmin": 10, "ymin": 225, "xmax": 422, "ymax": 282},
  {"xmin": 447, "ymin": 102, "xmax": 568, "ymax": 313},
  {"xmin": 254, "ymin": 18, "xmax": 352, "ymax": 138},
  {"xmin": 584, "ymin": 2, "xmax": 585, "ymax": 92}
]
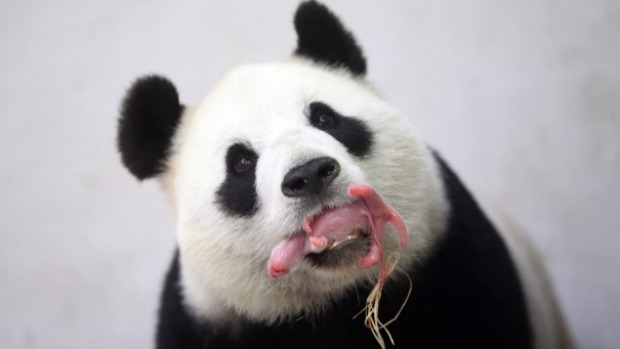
[{"xmin": 118, "ymin": 2, "xmax": 565, "ymax": 348}]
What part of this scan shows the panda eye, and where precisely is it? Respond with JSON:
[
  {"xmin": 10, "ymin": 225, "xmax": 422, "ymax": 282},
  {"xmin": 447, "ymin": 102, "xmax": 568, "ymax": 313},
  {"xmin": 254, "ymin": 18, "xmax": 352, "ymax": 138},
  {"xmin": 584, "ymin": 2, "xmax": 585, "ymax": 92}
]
[
  {"xmin": 313, "ymin": 113, "xmax": 333, "ymax": 128},
  {"xmin": 307, "ymin": 101, "xmax": 373, "ymax": 157},
  {"xmin": 234, "ymin": 155, "xmax": 253, "ymax": 173},
  {"xmin": 225, "ymin": 143, "xmax": 257, "ymax": 176},
  {"xmin": 309, "ymin": 103, "xmax": 338, "ymax": 129}
]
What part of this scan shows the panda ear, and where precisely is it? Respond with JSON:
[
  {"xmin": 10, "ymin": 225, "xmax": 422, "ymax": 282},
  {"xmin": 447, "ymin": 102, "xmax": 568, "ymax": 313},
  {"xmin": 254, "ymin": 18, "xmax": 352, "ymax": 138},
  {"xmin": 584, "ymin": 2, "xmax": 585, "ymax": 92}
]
[
  {"xmin": 293, "ymin": 1, "xmax": 367, "ymax": 76},
  {"xmin": 117, "ymin": 75, "xmax": 183, "ymax": 180}
]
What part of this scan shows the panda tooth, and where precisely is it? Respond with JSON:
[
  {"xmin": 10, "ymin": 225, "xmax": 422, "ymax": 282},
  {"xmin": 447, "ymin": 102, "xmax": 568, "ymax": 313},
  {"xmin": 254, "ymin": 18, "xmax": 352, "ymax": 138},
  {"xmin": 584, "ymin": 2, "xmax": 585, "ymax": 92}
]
[
  {"xmin": 323, "ymin": 228, "xmax": 364, "ymax": 252},
  {"xmin": 348, "ymin": 227, "xmax": 363, "ymax": 239},
  {"xmin": 326, "ymin": 240, "xmax": 336, "ymax": 250}
]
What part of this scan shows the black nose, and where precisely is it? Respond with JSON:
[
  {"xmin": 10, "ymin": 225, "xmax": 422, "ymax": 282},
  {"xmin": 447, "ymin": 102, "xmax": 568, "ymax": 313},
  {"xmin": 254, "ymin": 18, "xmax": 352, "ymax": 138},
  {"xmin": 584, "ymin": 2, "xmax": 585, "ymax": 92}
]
[{"xmin": 281, "ymin": 157, "xmax": 340, "ymax": 197}]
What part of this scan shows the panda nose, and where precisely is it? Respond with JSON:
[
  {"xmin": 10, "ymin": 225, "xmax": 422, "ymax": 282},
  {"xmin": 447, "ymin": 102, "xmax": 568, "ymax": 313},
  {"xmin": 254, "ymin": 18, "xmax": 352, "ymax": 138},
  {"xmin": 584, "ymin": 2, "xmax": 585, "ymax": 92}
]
[{"xmin": 281, "ymin": 157, "xmax": 340, "ymax": 197}]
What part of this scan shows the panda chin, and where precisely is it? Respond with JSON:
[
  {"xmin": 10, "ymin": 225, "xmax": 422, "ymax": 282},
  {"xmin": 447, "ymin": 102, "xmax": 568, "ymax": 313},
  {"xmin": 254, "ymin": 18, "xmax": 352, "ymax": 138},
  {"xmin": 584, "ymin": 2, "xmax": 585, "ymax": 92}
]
[{"xmin": 305, "ymin": 227, "xmax": 371, "ymax": 268}]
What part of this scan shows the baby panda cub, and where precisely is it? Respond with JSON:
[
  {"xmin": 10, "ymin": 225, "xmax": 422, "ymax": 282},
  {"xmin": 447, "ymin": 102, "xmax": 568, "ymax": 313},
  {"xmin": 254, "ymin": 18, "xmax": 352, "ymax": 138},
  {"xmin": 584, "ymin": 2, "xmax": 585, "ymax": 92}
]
[{"xmin": 118, "ymin": 2, "xmax": 532, "ymax": 348}]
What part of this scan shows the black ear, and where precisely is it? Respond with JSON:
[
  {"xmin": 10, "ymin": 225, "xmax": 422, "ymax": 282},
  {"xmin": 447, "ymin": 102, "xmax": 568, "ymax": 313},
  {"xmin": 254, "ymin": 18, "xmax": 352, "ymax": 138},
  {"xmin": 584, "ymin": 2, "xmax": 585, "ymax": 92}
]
[
  {"xmin": 294, "ymin": 1, "xmax": 366, "ymax": 76},
  {"xmin": 117, "ymin": 75, "xmax": 183, "ymax": 180}
]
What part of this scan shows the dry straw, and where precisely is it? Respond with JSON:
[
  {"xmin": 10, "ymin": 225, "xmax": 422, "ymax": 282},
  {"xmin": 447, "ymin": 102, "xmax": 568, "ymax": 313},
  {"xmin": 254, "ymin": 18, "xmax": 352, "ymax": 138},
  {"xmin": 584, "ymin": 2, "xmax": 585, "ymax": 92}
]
[{"xmin": 356, "ymin": 252, "xmax": 413, "ymax": 349}]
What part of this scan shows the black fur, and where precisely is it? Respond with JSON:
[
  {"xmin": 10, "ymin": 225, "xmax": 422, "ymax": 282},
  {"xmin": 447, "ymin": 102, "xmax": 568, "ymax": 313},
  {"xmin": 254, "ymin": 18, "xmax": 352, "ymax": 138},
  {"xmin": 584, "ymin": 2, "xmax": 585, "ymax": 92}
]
[
  {"xmin": 308, "ymin": 102, "xmax": 373, "ymax": 157},
  {"xmin": 118, "ymin": 75, "xmax": 183, "ymax": 180},
  {"xmin": 216, "ymin": 143, "xmax": 259, "ymax": 217},
  {"xmin": 294, "ymin": 1, "xmax": 367, "ymax": 75},
  {"xmin": 155, "ymin": 153, "xmax": 532, "ymax": 349}
]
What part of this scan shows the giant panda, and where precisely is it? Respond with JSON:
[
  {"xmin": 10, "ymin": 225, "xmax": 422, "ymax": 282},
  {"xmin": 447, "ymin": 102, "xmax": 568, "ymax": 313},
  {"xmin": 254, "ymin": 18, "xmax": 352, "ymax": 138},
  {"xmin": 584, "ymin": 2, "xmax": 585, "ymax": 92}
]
[{"xmin": 117, "ymin": 2, "xmax": 559, "ymax": 348}]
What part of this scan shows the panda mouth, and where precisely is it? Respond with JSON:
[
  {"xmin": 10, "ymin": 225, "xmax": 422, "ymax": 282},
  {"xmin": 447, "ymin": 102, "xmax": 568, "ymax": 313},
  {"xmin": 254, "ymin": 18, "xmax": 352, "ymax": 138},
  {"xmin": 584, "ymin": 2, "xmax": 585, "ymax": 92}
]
[
  {"xmin": 267, "ymin": 184, "xmax": 408, "ymax": 278},
  {"xmin": 304, "ymin": 226, "xmax": 372, "ymax": 268}
]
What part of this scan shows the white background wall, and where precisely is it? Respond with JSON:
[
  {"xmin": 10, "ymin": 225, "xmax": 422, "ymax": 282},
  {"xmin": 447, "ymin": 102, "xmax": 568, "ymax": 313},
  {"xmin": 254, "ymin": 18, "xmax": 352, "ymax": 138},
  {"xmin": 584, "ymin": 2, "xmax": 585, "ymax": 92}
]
[{"xmin": 1, "ymin": 1, "xmax": 618, "ymax": 348}]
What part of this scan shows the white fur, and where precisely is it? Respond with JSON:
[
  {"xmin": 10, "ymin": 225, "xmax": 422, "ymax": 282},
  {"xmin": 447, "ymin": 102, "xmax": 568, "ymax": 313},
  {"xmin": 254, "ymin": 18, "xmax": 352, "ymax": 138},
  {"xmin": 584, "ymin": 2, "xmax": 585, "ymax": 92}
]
[{"xmin": 160, "ymin": 60, "xmax": 449, "ymax": 326}]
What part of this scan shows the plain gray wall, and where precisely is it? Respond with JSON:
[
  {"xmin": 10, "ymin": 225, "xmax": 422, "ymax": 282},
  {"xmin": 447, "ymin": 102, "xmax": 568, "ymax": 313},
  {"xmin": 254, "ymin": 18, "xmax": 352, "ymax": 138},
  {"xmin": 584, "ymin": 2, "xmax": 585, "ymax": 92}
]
[{"xmin": 1, "ymin": 1, "xmax": 618, "ymax": 348}]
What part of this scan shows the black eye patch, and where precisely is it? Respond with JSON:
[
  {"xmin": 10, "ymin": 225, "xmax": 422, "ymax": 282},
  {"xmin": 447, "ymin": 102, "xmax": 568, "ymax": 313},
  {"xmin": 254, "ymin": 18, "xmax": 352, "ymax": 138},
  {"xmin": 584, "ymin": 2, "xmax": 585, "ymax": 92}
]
[
  {"xmin": 308, "ymin": 102, "xmax": 373, "ymax": 157},
  {"xmin": 216, "ymin": 143, "xmax": 259, "ymax": 217}
]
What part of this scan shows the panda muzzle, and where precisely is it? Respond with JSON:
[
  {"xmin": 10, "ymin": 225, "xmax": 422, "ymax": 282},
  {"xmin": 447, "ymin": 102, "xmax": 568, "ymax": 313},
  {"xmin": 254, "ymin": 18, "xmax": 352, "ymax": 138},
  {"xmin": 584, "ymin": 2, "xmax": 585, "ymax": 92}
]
[{"xmin": 267, "ymin": 184, "xmax": 408, "ymax": 278}]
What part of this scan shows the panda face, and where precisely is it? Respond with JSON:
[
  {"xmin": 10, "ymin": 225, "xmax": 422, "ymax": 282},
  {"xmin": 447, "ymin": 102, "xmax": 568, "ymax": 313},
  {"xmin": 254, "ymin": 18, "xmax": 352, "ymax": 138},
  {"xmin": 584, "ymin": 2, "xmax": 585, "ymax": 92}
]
[
  {"xmin": 118, "ymin": 1, "xmax": 449, "ymax": 326},
  {"xmin": 162, "ymin": 62, "xmax": 448, "ymax": 324}
]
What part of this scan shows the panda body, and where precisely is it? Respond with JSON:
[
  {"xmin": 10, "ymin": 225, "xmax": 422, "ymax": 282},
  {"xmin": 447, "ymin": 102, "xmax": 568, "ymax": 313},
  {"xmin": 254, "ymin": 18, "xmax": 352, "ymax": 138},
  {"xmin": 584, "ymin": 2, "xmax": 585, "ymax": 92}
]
[{"xmin": 118, "ymin": 2, "xmax": 537, "ymax": 348}]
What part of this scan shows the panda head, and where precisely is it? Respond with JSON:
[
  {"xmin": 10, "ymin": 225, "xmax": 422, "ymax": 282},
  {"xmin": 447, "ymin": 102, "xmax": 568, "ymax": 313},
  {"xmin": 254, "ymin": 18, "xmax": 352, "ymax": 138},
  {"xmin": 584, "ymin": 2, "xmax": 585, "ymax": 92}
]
[{"xmin": 118, "ymin": 1, "xmax": 448, "ymax": 326}]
